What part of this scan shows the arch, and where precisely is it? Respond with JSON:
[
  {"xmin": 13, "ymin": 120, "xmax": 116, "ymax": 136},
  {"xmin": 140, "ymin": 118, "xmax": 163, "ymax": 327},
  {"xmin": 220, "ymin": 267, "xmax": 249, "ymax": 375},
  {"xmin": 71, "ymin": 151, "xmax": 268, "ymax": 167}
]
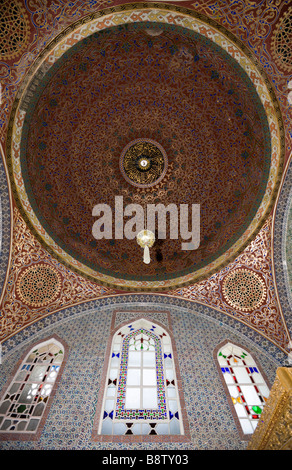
[
  {"xmin": 214, "ymin": 340, "xmax": 271, "ymax": 440},
  {"xmin": 92, "ymin": 317, "xmax": 190, "ymax": 441},
  {"xmin": 0, "ymin": 142, "xmax": 12, "ymax": 305},
  {"xmin": 0, "ymin": 335, "xmax": 67, "ymax": 440}
]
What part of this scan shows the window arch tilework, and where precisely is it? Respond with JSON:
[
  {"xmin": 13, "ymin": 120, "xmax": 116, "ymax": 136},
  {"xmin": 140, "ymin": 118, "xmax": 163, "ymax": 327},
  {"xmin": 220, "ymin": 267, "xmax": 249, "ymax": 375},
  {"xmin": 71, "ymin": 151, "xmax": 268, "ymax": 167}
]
[
  {"xmin": 0, "ymin": 335, "xmax": 66, "ymax": 440},
  {"xmin": 215, "ymin": 340, "xmax": 271, "ymax": 439},
  {"xmin": 92, "ymin": 315, "xmax": 190, "ymax": 442}
]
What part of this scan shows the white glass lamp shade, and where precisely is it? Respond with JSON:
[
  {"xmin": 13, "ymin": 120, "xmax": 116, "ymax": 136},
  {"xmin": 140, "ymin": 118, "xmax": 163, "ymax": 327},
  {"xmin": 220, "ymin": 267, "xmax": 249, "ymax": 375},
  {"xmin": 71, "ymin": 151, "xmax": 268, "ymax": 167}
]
[{"xmin": 137, "ymin": 230, "xmax": 155, "ymax": 264}]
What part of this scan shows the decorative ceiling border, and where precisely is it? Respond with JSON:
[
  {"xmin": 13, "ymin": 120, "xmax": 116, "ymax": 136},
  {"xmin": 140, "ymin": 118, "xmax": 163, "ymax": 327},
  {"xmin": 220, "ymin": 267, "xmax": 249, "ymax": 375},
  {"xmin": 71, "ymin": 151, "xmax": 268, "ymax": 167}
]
[
  {"xmin": 6, "ymin": 2, "xmax": 285, "ymax": 291},
  {"xmin": 0, "ymin": 145, "xmax": 12, "ymax": 304},
  {"xmin": 1, "ymin": 296, "xmax": 288, "ymax": 367}
]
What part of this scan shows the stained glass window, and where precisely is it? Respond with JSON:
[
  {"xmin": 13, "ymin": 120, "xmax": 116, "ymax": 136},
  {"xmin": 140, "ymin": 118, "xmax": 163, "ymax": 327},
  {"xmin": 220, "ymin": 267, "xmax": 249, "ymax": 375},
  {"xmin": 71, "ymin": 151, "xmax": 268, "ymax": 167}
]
[
  {"xmin": 0, "ymin": 338, "xmax": 64, "ymax": 435},
  {"xmin": 98, "ymin": 318, "xmax": 184, "ymax": 436},
  {"xmin": 217, "ymin": 342, "xmax": 270, "ymax": 436}
]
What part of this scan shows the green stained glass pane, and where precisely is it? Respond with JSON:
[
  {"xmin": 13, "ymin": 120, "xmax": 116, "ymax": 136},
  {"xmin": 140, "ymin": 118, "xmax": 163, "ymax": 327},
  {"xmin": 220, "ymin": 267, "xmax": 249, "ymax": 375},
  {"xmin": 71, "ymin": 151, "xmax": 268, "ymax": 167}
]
[
  {"xmin": 252, "ymin": 406, "xmax": 262, "ymax": 414},
  {"xmin": 218, "ymin": 352, "xmax": 226, "ymax": 358},
  {"xmin": 17, "ymin": 404, "xmax": 26, "ymax": 413}
]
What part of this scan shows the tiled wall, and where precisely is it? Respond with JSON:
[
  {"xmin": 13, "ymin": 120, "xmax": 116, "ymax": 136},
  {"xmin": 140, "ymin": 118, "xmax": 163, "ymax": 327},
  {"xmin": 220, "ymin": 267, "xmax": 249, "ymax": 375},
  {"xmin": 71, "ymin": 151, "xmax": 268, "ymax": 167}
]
[{"xmin": 0, "ymin": 299, "xmax": 283, "ymax": 450}]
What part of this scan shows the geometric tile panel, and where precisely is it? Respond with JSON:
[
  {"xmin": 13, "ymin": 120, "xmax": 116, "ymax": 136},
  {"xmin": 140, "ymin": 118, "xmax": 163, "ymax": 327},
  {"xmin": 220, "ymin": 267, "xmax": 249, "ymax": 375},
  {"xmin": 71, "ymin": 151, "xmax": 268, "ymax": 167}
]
[{"xmin": 0, "ymin": 305, "xmax": 282, "ymax": 449}]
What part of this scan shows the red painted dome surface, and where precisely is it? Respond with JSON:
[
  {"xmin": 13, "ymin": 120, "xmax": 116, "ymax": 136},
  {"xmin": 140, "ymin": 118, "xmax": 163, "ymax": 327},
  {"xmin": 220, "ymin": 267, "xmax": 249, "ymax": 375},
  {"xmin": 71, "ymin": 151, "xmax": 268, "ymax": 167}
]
[{"xmin": 21, "ymin": 22, "xmax": 271, "ymax": 283}]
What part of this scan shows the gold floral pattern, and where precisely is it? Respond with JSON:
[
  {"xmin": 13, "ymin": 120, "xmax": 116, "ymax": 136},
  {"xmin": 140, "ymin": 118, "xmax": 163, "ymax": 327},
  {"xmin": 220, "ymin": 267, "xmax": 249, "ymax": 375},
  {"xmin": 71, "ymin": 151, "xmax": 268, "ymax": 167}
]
[{"xmin": 248, "ymin": 368, "xmax": 292, "ymax": 450}]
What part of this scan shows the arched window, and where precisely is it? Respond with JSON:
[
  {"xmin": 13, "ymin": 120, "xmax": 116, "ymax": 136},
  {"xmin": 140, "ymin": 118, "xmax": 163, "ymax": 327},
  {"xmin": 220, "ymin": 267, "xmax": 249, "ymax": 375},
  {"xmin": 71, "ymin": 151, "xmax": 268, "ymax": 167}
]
[
  {"xmin": 0, "ymin": 337, "xmax": 65, "ymax": 439},
  {"xmin": 96, "ymin": 318, "xmax": 186, "ymax": 438},
  {"xmin": 216, "ymin": 341, "xmax": 270, "ymax": 438}
]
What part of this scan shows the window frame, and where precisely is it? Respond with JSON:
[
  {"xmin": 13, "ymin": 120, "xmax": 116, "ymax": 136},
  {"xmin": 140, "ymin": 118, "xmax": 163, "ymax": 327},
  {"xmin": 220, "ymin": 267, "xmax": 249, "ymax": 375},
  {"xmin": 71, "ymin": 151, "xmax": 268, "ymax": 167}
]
[
  {"xmin": 0, "ymin": 334, "xmax": 67, "ymax": 441},
  {"xmin": 214, "ymin": 339, "xmax": 271, "ymax": 441},
  {"xmin": 92, "ymin": 312, "xmax": 190, "ymax": 443}
]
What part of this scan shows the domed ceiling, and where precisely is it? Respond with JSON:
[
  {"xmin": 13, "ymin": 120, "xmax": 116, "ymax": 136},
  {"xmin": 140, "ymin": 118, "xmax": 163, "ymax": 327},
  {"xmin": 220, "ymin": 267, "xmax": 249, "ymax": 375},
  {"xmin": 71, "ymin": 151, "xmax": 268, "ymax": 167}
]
[{"xmin": 8, "ymin": 6, "xmax": 284, "ymax": 291}]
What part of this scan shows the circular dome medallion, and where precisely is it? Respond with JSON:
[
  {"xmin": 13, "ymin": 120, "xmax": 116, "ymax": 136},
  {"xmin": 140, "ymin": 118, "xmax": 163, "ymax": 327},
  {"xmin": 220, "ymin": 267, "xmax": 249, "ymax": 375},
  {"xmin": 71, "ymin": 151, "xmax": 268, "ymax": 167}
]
[
  {"xmin": 16, "ymin": 264, "xmax": 61, "ymax": 307},
  {"xmin": 0, "ymin": 0, "xmax": 31, "ymax": 61},
  {"xmin": 120, "ymin": 138, "xmax": 168, "ymax": 188},
  {"xmin": 222, "ymin": 268, "xmax": 266, "ymax": 312}
]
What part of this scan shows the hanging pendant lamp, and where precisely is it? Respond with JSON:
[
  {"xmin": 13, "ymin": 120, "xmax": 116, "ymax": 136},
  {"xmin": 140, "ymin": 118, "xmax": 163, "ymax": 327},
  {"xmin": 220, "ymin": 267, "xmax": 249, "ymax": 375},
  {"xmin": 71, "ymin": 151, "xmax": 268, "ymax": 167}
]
[{"xmin": 137, "ymin": 229, "xmax": 155, "ymax": 264}]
